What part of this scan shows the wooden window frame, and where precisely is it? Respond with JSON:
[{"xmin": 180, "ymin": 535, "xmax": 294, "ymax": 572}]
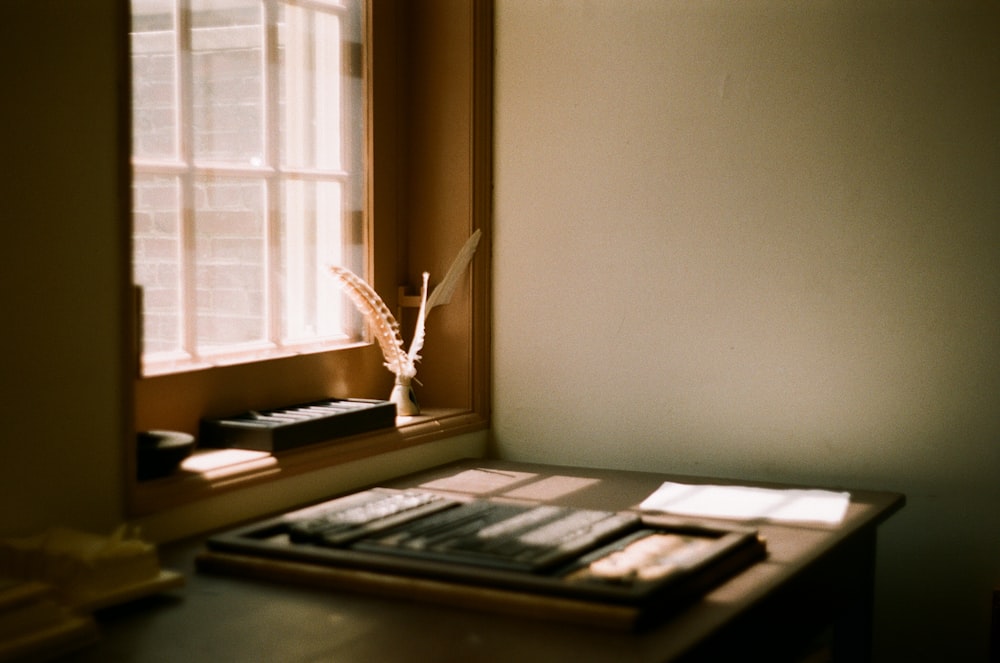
[{"xmin": 125, "ymin": 0, "xmax": 493, "ymax": 517}]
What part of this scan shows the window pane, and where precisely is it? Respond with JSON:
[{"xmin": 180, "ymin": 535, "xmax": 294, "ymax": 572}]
[
  {"xmin": 191, "ymin": 0, "xmax": 263, "ymax": 164},
  {"xmin": 280, "ymin": 4, "xmax": 345, "ymax": 171},
  {"xmin": 131, "ymin": 0, "xmax": 177, "ymax": 159},
  {"xmin": 194, "ymin": 176, "xmax": 267, "ymax": 349},
  {"xmin": 134, "ymin": 174, "xmax": 183, "ymax": 354},
  {"xmin": 281, "ymin": 180, "xmax": 353, "ymax": 343}
]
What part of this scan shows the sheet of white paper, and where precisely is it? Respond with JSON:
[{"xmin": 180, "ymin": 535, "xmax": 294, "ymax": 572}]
[{"xmin": 639, "ymin": 482, "xmax": 851, "ymax": 524}]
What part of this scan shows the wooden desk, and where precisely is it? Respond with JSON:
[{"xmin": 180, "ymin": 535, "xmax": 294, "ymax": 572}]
[{"xmin": 65, "ymin": 460, "xmax": 903, "ymax": 663}]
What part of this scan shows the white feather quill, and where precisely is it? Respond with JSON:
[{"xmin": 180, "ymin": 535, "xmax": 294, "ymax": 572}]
[
  {"xmin": 426, "ymin": 228, "xmax": 482, "ymax": 312},
  {"xmin": 327, "ymin": 266, "xmax": 416, "ymax": 380},
  {"xmin": 327, "ymin": 228, "xmax": 482, "ymax": 390},
  {"xmin": 407, "ymin": 272, "xmax": 430, "ymax": 364}
]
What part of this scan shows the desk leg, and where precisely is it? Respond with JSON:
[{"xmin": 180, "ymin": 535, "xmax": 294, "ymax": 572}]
[{"xmin": 829, "ymin": 529, "xmax": 878, "ymax": 663}]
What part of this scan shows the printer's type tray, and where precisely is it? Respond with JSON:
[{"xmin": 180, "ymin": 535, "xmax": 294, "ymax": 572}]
[{"xmin": 197, "ymin": 488, "xmax": 766, "ymax": 630}]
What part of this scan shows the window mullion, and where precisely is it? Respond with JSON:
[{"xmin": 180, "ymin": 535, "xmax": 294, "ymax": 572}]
[
  {"xmin": 264, "ymin": 0, "xmax": 283, "ymax": 348},
  {"xmin": 177, "ymin": 0, "xmax": 198, "ymax": 361}
]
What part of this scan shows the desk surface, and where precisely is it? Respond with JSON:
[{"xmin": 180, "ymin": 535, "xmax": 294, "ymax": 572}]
[{"xmin": 66, "ymin": 459, "xmax": 904, "ymax": 663}]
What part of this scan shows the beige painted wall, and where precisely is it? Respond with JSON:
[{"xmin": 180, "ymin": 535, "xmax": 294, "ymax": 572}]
[{"xmin": 493, "ymin": 1, "xmax": 999, "ymax": 660}]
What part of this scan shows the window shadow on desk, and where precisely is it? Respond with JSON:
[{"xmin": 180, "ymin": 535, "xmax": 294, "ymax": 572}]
[{"xmin": 418, "ymin": 468, "xmax": 602, "ymax": 503}]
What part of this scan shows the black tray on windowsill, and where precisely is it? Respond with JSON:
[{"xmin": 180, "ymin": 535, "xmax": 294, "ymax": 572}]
[{"xmin": 198, "ymin": 398, "xmax": 397, "ymax": 452}]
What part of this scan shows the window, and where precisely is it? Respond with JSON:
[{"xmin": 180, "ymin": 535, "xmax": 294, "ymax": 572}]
[
  {"xmin": 127, "ymin": 0, "xmax": 494, "ymax": 516},
  {"xmin": 131, "ymin": 0, "xmax": 365, "ymax": 374}
]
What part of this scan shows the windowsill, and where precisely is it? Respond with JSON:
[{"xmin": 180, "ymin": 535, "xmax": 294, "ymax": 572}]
[{"xmin": 129, "ymin": 408, "xmax": 487, "ymax": 516}]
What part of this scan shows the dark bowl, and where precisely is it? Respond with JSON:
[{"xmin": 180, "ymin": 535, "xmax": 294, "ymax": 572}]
[{"xmin": 136, "ymin": 430, "xmax": 195, "ymax": 480}]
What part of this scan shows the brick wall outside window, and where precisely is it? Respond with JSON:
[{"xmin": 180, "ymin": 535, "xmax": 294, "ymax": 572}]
[{"xmin": 133, "ymin": 29, "xmax": 270, "ymax": 354}]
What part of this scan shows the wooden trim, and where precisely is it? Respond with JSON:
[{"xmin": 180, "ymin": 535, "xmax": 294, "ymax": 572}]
[
  {"xmin": 130, "ymin": 409, "xmax": 485, "ymax": 515},
  {"xmin": 126, "ymin": 0, "xmax": 493, "ymax": 517},
  {"xmin": 472, "ymin": 0, "xmax": 494, "ymax": 422},
  {"xmin": 119, "ymin": 0, "xmax": 139, "ymax": 521},
  {"xmin": 396, "ymin": 0, "xmax": 493, "ymax": 412}
]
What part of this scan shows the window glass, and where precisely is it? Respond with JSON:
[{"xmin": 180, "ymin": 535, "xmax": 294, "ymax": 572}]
[
  {"xmin": 130, "ymin": 0, "xmax": 365, "ymax": 374},
  {"xmin": 193, "ymin": 176, "xmax": 267, "ymax": 350},
  {"xmin": 131, "ymin": 0, "xmax": 178, "ymax": 160},
  {"xmin": 280, "ymin": 4, "xmax": 348, "ymax": 171},
  {"xmin": 281, "ymin": 179, "xmax": 355, "ymax": 343},
  {"xmin": 190, "ymin": 0, "xmax": 264, "ymax": 164},
  {"xmin": 133, "ymin": 173, "xmax": 182, "ymax": 354}
]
